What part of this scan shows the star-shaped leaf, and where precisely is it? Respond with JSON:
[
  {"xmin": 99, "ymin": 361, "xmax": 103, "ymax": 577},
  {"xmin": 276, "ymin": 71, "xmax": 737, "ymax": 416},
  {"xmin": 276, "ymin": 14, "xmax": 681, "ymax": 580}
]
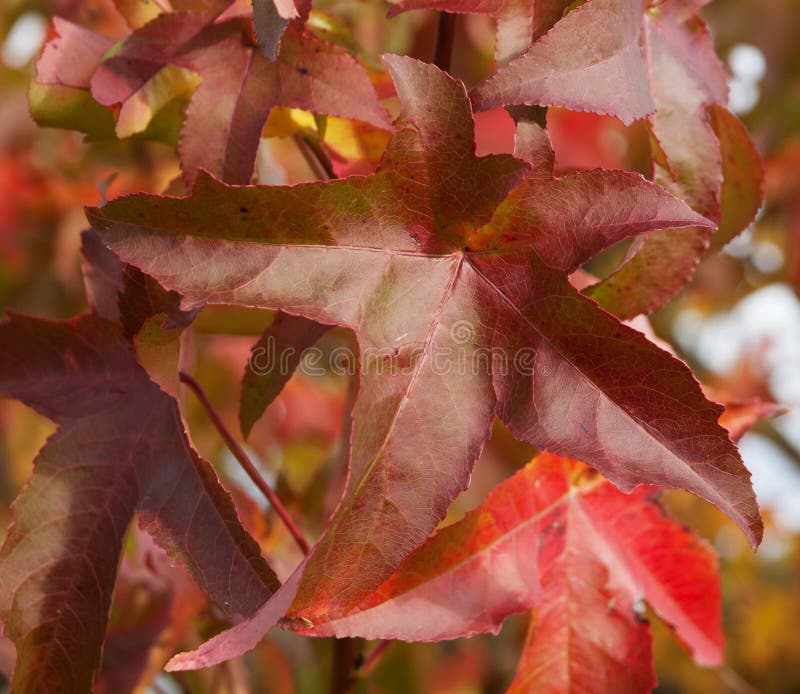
[
  {"xmin": 389, "ymin": 0, "xmax": 764, "ymax": 317},
  {"xmin": 33, "ymin": 9, "xmax": 390, "ymax": 185},
  {"xmin": 88, "ymin": 56, "xmax": 761, "ymax": 639},
  {"xmin": 296, "ymin": 452, "xmax": 723, "ymax": 694}
]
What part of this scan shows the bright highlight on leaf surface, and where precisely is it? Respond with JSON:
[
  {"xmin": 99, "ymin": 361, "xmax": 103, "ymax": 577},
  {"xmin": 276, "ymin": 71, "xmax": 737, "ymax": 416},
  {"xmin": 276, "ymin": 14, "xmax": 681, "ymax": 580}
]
[
  {"xmin": 296, "ymin": 452, "xmax": 723, "ymax": 692},
  {"xmin": 88, "ymin": 55, "xmax": 761, "ymax": 663}
]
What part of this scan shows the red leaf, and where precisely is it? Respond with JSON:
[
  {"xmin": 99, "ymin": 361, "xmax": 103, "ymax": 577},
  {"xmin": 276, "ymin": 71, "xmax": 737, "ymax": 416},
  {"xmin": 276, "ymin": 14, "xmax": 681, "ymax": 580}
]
[
  {"xmin": 89, "ymin": 56, "xmax": 759, "ymax": 662},
  {"xmin": 0, "ymin": 314, "xmax": 279, "ymax": 691},
  {"xmin": 304, "ymin": 454, "xmax": 721, "ymax": 691},
  {"xmin": 390, "ymin": 0, "xmax": 764, "ymax": 317},
  {"xmin": 36, "ymin": 17, "xmax": 113, "ymax": 89},
  {"xmin": 586, "ymin": 104, "xmax": 765, "ymax": 317},
  {"xmin": 165, "ymin": 555, "xmax": 309, "ymax": 671},
  {"xmin": 717, "ymin": 398, "xmax": 784, "ymax": 443},
  {"xmin": 35, "ymin": 10, "xmax": 390, "ymax": 185}
]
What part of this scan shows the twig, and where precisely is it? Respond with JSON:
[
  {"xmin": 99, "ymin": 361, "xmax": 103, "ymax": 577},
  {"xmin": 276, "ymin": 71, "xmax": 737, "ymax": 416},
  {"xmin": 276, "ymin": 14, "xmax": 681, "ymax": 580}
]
[
  {"xmin": 179, "ymin": 371, "xmax": 310, "ymax": 555},
  {"xmin": 433, "ymin": 12, "xmax": 457, "ymax": 73},
  {"xmin": 331, "ymin": 638, "xmax": 358, "ymax": 694},
  {"xmin": 293, "ymin": 133, "xmax": 335, "ymax": 180},
  {"xmin": 355, "ymin": 639, "xmax": 393, "ymax": 678}
]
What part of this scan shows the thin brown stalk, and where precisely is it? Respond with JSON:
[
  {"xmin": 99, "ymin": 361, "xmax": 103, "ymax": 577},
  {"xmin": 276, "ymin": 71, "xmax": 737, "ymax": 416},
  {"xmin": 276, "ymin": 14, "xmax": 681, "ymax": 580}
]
[
  {"xmin": 355, "ymin": 639, "xmax": 393, "ymax": 678},
  {"xmin": 433, "ymin": 12, "xmax": 457, "ymax": 73},
  {"xmin": 179, "ymin": 371, "xmax": 310, "ymax": 555},
  {"xmin": 294, "ymin": 133, "xmax": 335, "ymax": 180}
]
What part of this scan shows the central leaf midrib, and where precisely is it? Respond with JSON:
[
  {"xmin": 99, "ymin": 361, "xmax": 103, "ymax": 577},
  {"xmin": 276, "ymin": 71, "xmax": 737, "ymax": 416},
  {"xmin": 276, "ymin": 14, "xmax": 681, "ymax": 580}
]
[{"xmin": 323, "ymin": 252, "xmax": 466, "ymax": 551}]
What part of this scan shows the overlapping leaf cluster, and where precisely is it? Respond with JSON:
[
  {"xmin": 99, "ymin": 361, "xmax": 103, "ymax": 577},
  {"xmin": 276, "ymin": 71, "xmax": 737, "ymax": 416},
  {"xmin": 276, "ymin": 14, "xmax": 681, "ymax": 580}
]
[{"xmin": 0, "ymin": 0, "xmax": 768, "ymax": 691}]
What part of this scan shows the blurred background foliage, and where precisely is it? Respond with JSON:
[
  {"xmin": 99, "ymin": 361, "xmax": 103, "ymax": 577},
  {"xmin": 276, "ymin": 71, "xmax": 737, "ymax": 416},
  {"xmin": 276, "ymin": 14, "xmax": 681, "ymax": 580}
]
[{"xmin": 0, "ymin": 0, "xmax": 798, "ymax": 691}]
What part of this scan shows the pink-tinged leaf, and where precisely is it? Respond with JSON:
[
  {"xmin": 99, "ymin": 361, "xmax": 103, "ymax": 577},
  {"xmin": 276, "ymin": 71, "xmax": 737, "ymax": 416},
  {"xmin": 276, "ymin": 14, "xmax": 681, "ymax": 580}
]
[
  {"xmin": 29, "ymin": 19, "xmax": 119, "ymax": 139},
  {"xmin": 166, "ymin": 556, "xmax": 308, "ymax": 671},
  {"xmin": 643, "ymin": 11, "xmax": 726, "ymax": 219},
  {"xmin": 89, "ymin": 56, "xmax": 760, "ymax": 643},
  {"xmin": 241, "ymin": 312, "xmax": 330, "ymax": 438},
  {"xmin": 40, "ymin": 10, "xmax": 389, "ymax": 185},
  {"xmin": 36, "ymin": 18, "xmax": 113, "ymax": 89},
  {"xmin": 0, "ymin": 314, "xmax": 279, "ymax": 691},
  {"xmin": 512, "ymin": 117, "xmax": 554, "ymax": 177},
  {"xmin": 584, "ymin": 11, "xmax": 723, "ymax": 318},
  {"xmin": 472, "ymin": 0, "xmax": 654, "ymax": 125}
]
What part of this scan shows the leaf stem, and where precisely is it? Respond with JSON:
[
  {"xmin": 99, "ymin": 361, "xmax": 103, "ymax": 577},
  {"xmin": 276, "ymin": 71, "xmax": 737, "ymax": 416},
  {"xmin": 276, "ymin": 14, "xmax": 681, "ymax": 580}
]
[
  {"xmin": 293, "ymin": 133, "xmax": 335, "ymax": 180},
  {"xmin": 433, "ymin": 12, "xmax": 457, "ymax": 73},
  {"xmin": 331, "ymin": 638, "xmax": 358, "ymax": 694},
  {"xmin": 355, "ymin": 639, "xmax": 393, "ymax": 677},
  {"xmin": 179, "ymin": 371, "xmax": 311, "ymax": 555}
]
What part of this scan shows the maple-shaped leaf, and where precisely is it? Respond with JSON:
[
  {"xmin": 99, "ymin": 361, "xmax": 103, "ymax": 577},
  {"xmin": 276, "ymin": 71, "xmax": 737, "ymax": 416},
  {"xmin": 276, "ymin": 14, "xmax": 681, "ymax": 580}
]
[
  {"xmin": 90, "ymin": 11, "xmax": 391, "ymax": 184},
  {"xmin": 303, "ymin": 453, "xmax": 721, "ymax": 693},
  {"xmin": 88, "ymin": 56, "xmax": 760, "ymax": 638},
  {"xmin": 0, "ymin": 313, "xmax": 279, "ymax": 692},
  {"xmin": 459, "ymin": 0, "xmax": 764, "ymax": 317},
  {"xmin": 507, "ymin": 456, "xmax": 722, "ymax": 692},
  {"xmin": 33, "ymin": 10, "xmax": 390, "ymax": 186}
]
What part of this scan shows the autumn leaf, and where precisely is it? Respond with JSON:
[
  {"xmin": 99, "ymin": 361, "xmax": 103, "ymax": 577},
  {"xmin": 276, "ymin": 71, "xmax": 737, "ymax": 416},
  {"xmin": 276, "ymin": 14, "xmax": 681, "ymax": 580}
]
[
  {"xmin": 509, "ymin": 455, "xmax": 723, "ymax": 692},
  {"xmin": 33, "ymin": 9, "xmax": 390, "ymax": 185},
  {"xmin": 389, "ymin": 0, "xmax": 763, "ymax": 317},
  {"xmin": 717, "ymin": 397, "xmax": 784, "ymax": 443},
  {"xmin": 29, "ymin": 18, "xmax": 118, "ymax": 140},
  {"xmin": 469, "ymin": 0, "xmax": 762, "ymax": 318},
  {"xmin": 88, "ymin": 56, "xmax": 760, "ymax": 656},
  {"xmin": 585, "ymin": 47, "xmax": 763, "ymax": 317},
  {"xmin": 91, "ymin": 11, "xmax": 390, "ymax": 184},
  {"xmin": 303, "ymin": 453, "xmax": 721, "ymax": 693},
  {"xmin": 0, "ymin": 312, "xmax": 279, "ymax": 691}
]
